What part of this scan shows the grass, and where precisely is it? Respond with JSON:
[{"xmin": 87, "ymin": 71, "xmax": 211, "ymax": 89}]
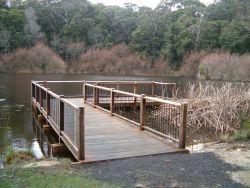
[
  {"xmin": 5, "ymin": 145, "xmax": 33, "ymax": 164},
  {"xmin": 231, "ymin": 120, "xmax": 250, "ymax": 141},
  {"xmin": 220, "ymin": 117, "xmax": 250, "ymax": 142},
  {"xmin": 0, "ymin": 157, "xmax": 120, "ymax": 188}
]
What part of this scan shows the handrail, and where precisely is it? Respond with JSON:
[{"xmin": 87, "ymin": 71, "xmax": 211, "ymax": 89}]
[{"xmin": 144, "ymin": 96, "xmax": 181, "ymax": 106}]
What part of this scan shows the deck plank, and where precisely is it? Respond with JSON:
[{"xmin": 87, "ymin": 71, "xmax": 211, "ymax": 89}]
[{"xmin": 63, "ymin": 98, "xmax": 186, "ymax": 162}]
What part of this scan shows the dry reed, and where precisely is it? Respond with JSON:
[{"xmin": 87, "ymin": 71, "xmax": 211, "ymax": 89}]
[{"xmin": 180, "ymin": 82, "xmax": 250, "ymax": 133}]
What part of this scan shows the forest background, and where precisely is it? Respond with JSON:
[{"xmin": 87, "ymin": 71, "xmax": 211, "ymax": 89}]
[{"xmin": 1, "ymin": 0, "xmax": 250, "ymax": 80}]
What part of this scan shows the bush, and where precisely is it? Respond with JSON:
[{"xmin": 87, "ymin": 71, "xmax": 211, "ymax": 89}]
[
  {"xmin": 200, "ymin": 51, "xmax": 250, "ymax": 81},
  {"xmin": 0, "ymin": 43, "xmax": 65, "ymax": 73},
  {"xmin": 178, "ymin": 51, "xmax": 208, "ymax": 78},
  {"xmin": 69, "ymin": 44, "xmax": 172, "ymax": 75},
  {"xmin": 69, "ymin": 45, "xmax": 146, "ymax": 74}
]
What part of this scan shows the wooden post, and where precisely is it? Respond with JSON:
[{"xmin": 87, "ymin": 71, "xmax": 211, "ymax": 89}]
[
  {"xmin": 46, "ymin": 89, "xmax": 50, "ymax": 117},
  {"xmin": 140, "ymin": 94, "xmax": 146, "ymax": 130},
  {"xmin": 179, "ymin": 103, "xmax": 188, "ymax": 149},
  {"xmin": 44, "ymin": 80, "xmax": 47, "ymax": 88},
  {"xmin": 31, "ymin": 81, "xmax": 34, "ymax": 99},
  {"xmin": 110, "ymin": 88, "xmax": 114, "ymax": 115},
  {"xmin": 161, "ymin": 83, "xmax": 164, "ymax": 98},
  {"xmin": 96, "ymin": 82, "xmax": 99, "ymax": 106},
  {"xmin": 39, "ymin": 87, "xmax": 43, "ymax": 108},
  {"xmin": 35, "ymin": 84, "xmax": 37, "ymax": 101},
  {"xmin": 78, "ymin": 107, "xmax": 85, "ymax": 160},
  {"xmin": 133, "ymin": 82, "xmax": 137, "ymax": 107},
  {"xmin": 172, "ymin": 83, "xmax": 177, "ymax": 99},
  {"xmin": 82, "ymin": 80, "xmax": 85, "ymax": 99},
  {"xmin": 133, "ymin": 82, "xmax": 137, "ymax": 94},
  {"xmin": 93, "ymin": 85, "xmax": 97, "ymax": 108},
  {"xmin": 83, "ymin": 81, "xmax": 87, "ymax": 102},
  {"xmin": 152, "ymin": 81, "xmax": 155, "ymax": 97},
  {"xmin": 59, "ymin": 96, "xmax": 64, "ymax": 135}
]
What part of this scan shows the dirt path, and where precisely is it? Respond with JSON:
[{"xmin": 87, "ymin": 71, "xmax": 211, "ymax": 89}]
[{"xmin": 77, "ymin": 143, "xmax": 250, "ymax": 188}]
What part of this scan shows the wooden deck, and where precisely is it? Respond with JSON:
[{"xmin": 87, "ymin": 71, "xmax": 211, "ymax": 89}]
[{"xmin": 66, "ymin": 98, "xmax": 187, "ymax": 163}]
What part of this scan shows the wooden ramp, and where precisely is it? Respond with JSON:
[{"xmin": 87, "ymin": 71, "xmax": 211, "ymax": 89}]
[{"xmin": 67, "ymin": 98, "xmax": 186, "ymax": 163}]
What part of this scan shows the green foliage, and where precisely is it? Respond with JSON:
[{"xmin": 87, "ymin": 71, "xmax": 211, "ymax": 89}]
[
  {"xmin": 228, "ymin": 113, "xmax": 250, "ymax": 141},
  {"xmin": 1, "ymin": 0, "xmax": 250, "ymax": 68},
  {"xmin": 5, "ymin": 145, "xmax": 33, "ymax": 164},
  {"xmin": 0, "ymin": 8, "xmax": 25, "ymax": 52}
]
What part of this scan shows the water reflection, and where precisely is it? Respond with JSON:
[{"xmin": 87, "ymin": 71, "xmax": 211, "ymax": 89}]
[{"xmin": 32, "ymin": 118, "xmax": 50, "ymax": 158}]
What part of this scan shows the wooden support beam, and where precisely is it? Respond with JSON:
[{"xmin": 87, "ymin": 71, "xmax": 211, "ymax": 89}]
[
  {"xmin": 42, "ymin": 124, "xmax": 52, "ymax": 134},
  {"xmin": 38, "ymin": 115, "xmax": 46, "ymax": 125},
  {"xmin": 51, "ymin": 143, "xmax": 68, "ymax": 155}
]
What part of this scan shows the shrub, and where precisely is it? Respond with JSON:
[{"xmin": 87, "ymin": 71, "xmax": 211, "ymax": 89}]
[
  {"xmin": 71, "ymin": 45, "xmax": 146, "ymax": 74},
  {"xmin": 200, "ymin": 51, "xmax": 250, "ymax": 81},
  {"xmin": 0, "ymin": 43, "xmax": 65, "ymax": 73},
  {"xmin": 178, "ymin": 51, "xmax": 208, "ymax": 78},
  {"xmin": 70, "ymin": 44, "xmax": 173, "ymax": 75}
]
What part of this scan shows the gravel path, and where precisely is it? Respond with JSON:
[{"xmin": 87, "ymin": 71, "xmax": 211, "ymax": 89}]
[{"xmin": 77, "ymin": 152, "xmax": 246, "ymax": 188}]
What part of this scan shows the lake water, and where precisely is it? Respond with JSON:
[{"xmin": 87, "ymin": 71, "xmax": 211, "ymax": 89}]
[{"xmin": 0, "ymin": 73, "xmax": 205, "ymax": 164}]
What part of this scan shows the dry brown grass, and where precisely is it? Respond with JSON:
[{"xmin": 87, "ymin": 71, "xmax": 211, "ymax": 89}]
[
  {"xmin": 0, "ymin": 43, "xmax": 65, "ymax": 73},
  {"xmin": 181, "ymin": 82, "xmax": 250, "ymax": 133}
]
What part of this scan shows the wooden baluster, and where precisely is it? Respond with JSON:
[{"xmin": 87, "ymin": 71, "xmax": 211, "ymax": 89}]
[{"xmin": 179, "ymin": 103, "xmax": 187, "ymax": 149}]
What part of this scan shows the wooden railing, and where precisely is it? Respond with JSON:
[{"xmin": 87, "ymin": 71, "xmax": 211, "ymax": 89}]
[
  {"xmin": 89, "ymin": 81, "xmax": 177, "ymax": 99},
  {"xmin": 31, "ymin": 81, "xmax": 85, "ymax": 160},
  {"xmin": 84, "ymin": 82, "xmax": 187, "ymax": 148},
  {"xmin": 32, "ymin": 80, "xmax": 187, "ymax": 150}
]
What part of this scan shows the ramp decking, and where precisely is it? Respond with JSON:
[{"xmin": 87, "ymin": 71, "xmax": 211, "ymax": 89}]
[{"xmin": 67, "ymin": 98, "xmax": 186, "ymax": 162}]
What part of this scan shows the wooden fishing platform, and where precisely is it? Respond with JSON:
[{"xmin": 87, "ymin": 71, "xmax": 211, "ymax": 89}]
[{"xmin": 32, "ymin": 81, "xmax": 188, "ymax": 163}]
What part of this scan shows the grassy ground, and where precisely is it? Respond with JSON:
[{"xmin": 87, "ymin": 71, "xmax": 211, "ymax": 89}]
[{"xmin": 0, "ymin": 158, "xmax": 119, "ymax": 188}]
